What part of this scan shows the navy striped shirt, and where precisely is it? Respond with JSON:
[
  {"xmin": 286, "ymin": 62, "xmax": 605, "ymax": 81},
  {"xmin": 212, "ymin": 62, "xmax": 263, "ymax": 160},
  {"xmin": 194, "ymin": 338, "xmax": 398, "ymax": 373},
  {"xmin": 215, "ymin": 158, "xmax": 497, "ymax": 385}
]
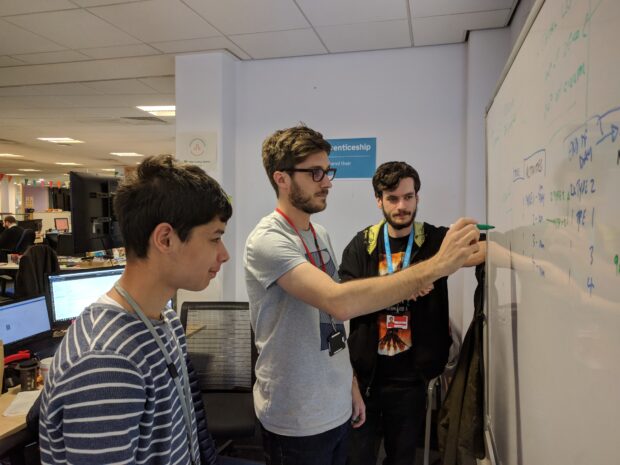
[{"xmin": 39, "ymin": 301, "xmax": 201, "ymax": 465}]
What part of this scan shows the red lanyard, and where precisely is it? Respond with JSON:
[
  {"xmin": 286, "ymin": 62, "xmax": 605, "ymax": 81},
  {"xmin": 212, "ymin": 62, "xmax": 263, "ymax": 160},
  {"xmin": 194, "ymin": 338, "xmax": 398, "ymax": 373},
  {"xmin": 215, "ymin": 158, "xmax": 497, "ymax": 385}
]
[{"xmin": 275, "ymin": 208, "xmax": 327, "ymax": 273}]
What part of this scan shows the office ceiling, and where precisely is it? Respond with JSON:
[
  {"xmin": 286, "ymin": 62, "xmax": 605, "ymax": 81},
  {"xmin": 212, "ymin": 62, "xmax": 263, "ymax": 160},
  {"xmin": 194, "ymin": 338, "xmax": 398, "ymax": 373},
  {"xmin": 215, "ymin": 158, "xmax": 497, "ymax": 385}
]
[{"xmin": 0, "ymin": 0, "xmax": 518, "ymax": 180}]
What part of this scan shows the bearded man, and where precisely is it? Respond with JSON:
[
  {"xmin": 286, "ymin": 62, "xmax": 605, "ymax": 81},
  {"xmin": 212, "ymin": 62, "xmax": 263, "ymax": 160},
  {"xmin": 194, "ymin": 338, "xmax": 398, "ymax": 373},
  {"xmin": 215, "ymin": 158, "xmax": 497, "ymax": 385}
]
[
  {"xmin": 339, "ymin": 161, "xmax": 485, "ymax": 465},
  {"xmin": 244, "ymin": 127, "xmax": 482, "ymax": 465}
]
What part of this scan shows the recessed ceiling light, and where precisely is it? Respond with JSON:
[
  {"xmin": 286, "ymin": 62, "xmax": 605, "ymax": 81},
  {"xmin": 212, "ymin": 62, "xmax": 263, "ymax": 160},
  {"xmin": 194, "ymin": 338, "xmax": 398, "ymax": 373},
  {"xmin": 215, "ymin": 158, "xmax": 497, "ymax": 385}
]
[
  {"xmin": 55, "ymin": 162, "xmax": 82, "ymax": 166},
  {"xmin": 111, "ymin": 152, "xmax": 144, "ymax": 157},
  {"xmin": 18, "ymin": 168, "xmax": 41, "ymax": 172},
  {"xmin": 38, "ymin": 137, "xmax": 84, "ymax": 144},
  {"xmin": 6, "ymin": 173, "xmax": 23, "ymax": 176},
  {"xmin": 136, "ymin": 105, "xmax": 175, "ymax": 117},
  {"xmin": 0, "ymin": 153, "xmax": 24, "ymax": 158},
  {"xmin": 101, "ymin": 168, "xmax": 116, "ymax": 172}
]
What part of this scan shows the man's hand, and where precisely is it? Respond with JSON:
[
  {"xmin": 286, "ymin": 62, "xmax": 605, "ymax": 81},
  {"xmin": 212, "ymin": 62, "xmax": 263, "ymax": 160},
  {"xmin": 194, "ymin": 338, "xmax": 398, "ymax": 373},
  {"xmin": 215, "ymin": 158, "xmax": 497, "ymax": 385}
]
[
  {"xmin": 351, "ymin": 376, "xmax": 366, "ymax": 429},
  {"xmin": 432, "ymin": 218, "xmax": 480, "ymax": 277}
]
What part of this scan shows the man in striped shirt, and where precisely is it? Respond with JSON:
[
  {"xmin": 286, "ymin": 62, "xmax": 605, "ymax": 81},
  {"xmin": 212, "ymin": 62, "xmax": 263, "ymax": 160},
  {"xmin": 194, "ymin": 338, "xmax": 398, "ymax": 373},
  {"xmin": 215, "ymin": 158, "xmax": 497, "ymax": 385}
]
[{"xmin": 39, "ymin": 155, "xmax": 232, "ymax": 465}]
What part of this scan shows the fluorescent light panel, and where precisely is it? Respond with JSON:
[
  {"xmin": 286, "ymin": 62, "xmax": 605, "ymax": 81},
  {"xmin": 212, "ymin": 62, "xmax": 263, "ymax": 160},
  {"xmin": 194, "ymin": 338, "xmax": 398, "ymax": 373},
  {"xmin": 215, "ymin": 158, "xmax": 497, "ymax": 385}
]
[
  {"xmin": 136, "ymin": 105, "xmax": 175, "ymax": 117},
  {"xmin": 38, "ymin": 137, "xmax": 84, "ymax": 144},
  {"xmin": 111, "ymin": 152, "xmax": 144, "ymax": 157},
  {"xmin": 55, "ymin": 162, "xmax": 82, "ymax": 166},
  {"xmin": 0, "ymin": 153, "xmax": 24, "ymax": 158},
  {"xmin": 18, "ymin": 168, "xmax": 41, "ymax": 172}
]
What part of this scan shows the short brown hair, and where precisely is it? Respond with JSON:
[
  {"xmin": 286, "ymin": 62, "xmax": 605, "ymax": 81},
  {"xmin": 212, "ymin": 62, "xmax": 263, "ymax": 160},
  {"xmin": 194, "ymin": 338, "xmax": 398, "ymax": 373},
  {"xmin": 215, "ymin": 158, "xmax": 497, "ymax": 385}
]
[
  {"xmin": 262, "ymin": 125, "xmax": 331, "ymax": 195},
  {"xmin": 372, "ymin": 161, "xmax": 421, "ymax": 198},
  {"xmin": 114, "ymin": 155, "xmax": 232, "ymax": 259},
  {"xmin": 3, "ymin": 215, "xmax": 16, "ymax": 225}
]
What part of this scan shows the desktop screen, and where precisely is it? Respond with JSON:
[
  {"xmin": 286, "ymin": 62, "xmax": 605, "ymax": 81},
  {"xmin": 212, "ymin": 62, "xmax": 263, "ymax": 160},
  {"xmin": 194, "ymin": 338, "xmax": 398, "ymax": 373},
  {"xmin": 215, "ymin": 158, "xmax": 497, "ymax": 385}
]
[
  {"xmin": 48, "ymin": 267, "xmax": 124, "ymax": 323},
  {"xmin": 0, "ymin": 296, "xmax": 51, "ymax": 345},
  {"xmin": 54, "ymin": 217, "xmax": 70, "ymax": 232}
]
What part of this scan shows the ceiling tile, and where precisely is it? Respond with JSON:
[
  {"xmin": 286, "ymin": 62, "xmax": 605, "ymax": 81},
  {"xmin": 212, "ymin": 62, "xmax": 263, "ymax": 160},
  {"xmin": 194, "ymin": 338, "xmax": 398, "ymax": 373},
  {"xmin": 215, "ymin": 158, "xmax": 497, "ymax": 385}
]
[
  {"xmin": 0, "ymin": 83, "xmax": 103, "ymax": 96},
  {"xmin": 80, "ymin": 43, "xmax": 160, "ymax": 59},
  {"xmin": 12, "ymin": 50, "xmax": 91, "ymax": 65},
  {"xmin": 89, "ymin": 0, "xmax": 221, "ymax": 42},
  {"xmin": 138, "ymin": 77, "xmax": 175, "ymax": 93},
  {"xmin": 0, "ymin": 19, "xmax": 66, "ymax": 55},
  {"xmin": 317, "ymin": 20, "xmax": 411, "ymax": 53},
  {"xmin": 412, "ymin": 9, "xmax": 511, "ymax": 46},
  {"xmin": 58, "ymin": 94, "xmax": 174, "ymax": 107},
  {"xmin": 0, "ymin": 0, "xmax": 76, "ymax": 16},
  {"xmin": 5, "ymin": 9, "xmax": 142, "ymax": 48},
  {"xmin": 150, "ymin": 37, "xmax": 250, "ymax": 60},
  {"xmin": 0, "ymin": 55, "xmax": 26, "ymax": 66},
  {"xmin": 230, "ymin": 29, "xmax": 327, "ymax": 60},
  {"xmin": 81, "ymin": 79, "xmax": 160, "ymax": 94},
  {"xmin": 297, "ymin": 0, "xmax": 407, "ymax": 27},
  {"xmin": 70, "ymin": 0, "xmax": 141, "ymax": 6},
  {"xmin": 182, "ymin": 0, "xmax": 309, "ymax": 35},
  {"xmin": 410, "ymin": 0, "xmax": 515, "ymax": 17}
]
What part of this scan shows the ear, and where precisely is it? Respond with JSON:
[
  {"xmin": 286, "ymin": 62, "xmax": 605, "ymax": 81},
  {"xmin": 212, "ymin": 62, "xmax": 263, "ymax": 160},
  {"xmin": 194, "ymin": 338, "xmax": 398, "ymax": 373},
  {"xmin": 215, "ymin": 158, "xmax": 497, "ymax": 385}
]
[
  {"xmin": 273, "ymin": 171, "xmax": 290, "ymax": 194},
  {"xmin": 149, "ymin": 223, "xmax": 176, "ymax": 255},
  {"xmin": 375, "ymin": 195, "xmax": 383, "ymax": 210}
]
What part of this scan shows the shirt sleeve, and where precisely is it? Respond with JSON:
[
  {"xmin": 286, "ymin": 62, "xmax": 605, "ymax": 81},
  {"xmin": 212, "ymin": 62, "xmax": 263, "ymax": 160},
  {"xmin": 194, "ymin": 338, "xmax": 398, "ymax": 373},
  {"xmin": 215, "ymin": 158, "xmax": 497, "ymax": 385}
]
[
  {"xmin": 40, "ymin": 353, "xmax": 146, "ymax": 465},
  {"xmin": 245, "ymin": 226, "xmax": 308, "ymax": 289}
]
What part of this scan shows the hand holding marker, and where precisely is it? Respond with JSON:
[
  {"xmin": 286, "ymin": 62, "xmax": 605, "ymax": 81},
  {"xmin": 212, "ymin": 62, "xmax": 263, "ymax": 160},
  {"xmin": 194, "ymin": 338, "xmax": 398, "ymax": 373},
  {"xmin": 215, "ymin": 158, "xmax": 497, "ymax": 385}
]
[{"xmin": 449, "ymin": 223, "xmax": 495, "ymax": 230}]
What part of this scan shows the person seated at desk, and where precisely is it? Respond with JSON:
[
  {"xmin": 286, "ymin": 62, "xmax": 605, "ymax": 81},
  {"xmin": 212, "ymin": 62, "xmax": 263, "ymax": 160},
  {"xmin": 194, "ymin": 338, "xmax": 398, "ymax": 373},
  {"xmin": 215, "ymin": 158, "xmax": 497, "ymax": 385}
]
[{"xmin": 0, "ymin": 216, "xmax": 23, "ymax": 251}]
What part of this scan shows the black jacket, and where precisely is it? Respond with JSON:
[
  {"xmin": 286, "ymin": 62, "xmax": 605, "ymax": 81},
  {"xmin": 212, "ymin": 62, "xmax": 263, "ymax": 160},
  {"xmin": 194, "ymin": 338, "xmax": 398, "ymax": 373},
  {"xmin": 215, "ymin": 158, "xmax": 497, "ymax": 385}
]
[
  {"xmin": 339, "ymin": 221, "xmax": 452, "ymax": 393},
  {"xmin": 437, "ymin": 264, "xmax": 486, "ymax": 465},
  {"xmin": 0, "ymin": 225, "xmax": 24, "ymax": 251}
]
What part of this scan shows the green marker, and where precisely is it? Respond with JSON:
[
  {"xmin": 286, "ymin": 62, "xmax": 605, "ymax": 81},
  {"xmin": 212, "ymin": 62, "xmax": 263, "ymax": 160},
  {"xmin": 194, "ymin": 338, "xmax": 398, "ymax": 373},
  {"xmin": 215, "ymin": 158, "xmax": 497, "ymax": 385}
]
[{"xmin": 476, "ymin": 224, "xmax": 495, "ymax": 230}]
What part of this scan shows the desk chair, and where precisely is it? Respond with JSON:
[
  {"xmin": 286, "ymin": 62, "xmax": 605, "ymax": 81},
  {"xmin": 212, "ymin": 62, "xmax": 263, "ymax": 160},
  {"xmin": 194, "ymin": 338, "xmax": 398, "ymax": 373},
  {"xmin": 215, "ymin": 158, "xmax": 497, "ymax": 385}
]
[
  {"xmin": 180, "ymin": 301, "xmax": 258, "ymax": 456},
  {"xmin": 0, "ymin": 229, "xmax": 36, "ymax": 296},
  {"xmin": 14, "ymin": 229, "xmax": 35, "ymax": 255},
  {"xmin": 14, "ymin": 245, "xmax": 60, "ymax": 299}
]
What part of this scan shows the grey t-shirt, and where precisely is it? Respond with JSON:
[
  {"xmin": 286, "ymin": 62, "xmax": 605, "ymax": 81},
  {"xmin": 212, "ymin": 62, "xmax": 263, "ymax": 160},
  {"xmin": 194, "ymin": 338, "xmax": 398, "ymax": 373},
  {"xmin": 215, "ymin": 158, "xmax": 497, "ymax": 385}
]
[{"xmin": 244, "ymin": 211, "xmax": 353, "ymax": 436}]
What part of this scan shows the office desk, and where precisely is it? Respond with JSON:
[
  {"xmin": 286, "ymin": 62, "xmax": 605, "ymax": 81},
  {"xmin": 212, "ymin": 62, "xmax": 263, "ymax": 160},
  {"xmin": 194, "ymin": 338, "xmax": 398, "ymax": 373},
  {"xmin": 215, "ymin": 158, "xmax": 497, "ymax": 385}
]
[
  {"xmin": 0, "ymin": 387, "xmax": 29, "ymax": 440},
  {"xmin": 0, "ymin": 260, "xmax": 125, "ymax": 271}
]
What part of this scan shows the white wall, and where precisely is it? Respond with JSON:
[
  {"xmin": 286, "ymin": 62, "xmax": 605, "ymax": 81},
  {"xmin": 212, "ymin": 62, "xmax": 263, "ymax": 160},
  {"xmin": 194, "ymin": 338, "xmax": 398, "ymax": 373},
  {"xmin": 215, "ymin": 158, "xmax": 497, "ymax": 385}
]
[
  {"xmin": 460, "ymin": 28, "xmax": 511, "ymax": 330},
  {"xmin": 232, "ymin": 45, "xmax": 473, "ymax": 324},
  {"xmin": 175, "ymin": 35, "xmax": 514, "ymax": 334}
]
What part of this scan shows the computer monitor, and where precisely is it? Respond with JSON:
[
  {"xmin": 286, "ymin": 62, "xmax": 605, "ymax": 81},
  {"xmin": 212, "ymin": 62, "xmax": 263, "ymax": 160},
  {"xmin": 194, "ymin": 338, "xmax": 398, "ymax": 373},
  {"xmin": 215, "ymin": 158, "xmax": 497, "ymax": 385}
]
[
  {"xmin": 54, "ymin": 217, "xmax": 69, "ymax": 232},
  {"xmin": 48, "ymin": 267, "xmax": 124, "ymax": 324},
  {"xmin": 0, "ymin": 296, "xmax": 51, "ymax": 346}
]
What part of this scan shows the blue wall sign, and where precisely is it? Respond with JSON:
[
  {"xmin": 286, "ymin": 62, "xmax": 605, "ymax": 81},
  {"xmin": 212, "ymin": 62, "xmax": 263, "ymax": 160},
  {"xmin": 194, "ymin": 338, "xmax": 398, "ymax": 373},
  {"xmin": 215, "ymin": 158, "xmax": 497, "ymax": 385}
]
[{"xmin": 327, "ymin": 138, "xmax": 376, "ymax": 179}]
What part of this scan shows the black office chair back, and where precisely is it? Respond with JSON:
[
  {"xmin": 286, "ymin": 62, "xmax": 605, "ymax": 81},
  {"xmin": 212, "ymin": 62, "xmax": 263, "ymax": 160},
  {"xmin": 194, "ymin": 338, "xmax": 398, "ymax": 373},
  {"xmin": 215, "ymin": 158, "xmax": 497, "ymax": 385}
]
[
  {"xmin": 180, "ymin": 302, "xmax": 257, "ymax": 448},
  {"xmin": 14, "ymin": 245, "xmax": 60, "ymax": 299},
  {"xmin": 14, "ymin": 228, "xmax": 36, "ymax": 254},
  {"xmin": 180, "ymin": 301, "xmax": 255, "ymax": 391}
]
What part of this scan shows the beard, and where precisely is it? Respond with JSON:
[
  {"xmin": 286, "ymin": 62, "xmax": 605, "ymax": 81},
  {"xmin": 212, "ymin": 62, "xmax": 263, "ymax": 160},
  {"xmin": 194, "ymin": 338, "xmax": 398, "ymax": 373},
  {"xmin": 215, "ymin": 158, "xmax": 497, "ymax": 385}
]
[
  {"xmin": 290, "ymin": 179, "xmax": 328, "ymax": 214},
  {"xmin": 382, "ymin": 206, "xmax": 416, "ymax": 230}
]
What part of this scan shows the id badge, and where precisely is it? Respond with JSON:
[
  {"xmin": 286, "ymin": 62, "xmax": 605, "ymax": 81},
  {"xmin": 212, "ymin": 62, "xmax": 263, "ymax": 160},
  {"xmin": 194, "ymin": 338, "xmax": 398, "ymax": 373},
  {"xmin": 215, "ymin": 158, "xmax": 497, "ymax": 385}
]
[
  {"xmin": 328, "ymin": 330, "xmax": 346, "ymax": 356},
  {"xmin": 386, "ymin": 314, "xmax": 408, "ymax": 330}
]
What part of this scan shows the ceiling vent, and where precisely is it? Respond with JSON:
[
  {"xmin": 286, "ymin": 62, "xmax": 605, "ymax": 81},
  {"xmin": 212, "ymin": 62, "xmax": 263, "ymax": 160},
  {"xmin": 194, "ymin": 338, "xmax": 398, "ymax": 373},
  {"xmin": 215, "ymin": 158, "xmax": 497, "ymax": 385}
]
[{"xmin": 121, "ymin": 116, "xmax": 168, "ymax": 124}]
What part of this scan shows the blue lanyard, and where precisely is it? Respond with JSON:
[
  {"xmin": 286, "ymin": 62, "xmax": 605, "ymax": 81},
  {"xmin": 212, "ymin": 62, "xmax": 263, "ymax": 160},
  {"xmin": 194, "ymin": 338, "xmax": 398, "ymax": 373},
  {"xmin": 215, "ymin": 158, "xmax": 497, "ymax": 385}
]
[{"xmin": 383, "ymin": 223, "xmax": 415, "ymax": 274}]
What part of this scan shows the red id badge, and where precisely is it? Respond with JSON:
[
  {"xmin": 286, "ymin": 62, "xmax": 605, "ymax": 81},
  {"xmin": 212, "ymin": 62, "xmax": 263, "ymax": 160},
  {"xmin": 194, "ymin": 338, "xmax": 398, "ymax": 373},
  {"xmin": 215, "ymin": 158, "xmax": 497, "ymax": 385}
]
[{"xmin": 386, "ymin": 314, "xmax": 408, "ymax": 330}]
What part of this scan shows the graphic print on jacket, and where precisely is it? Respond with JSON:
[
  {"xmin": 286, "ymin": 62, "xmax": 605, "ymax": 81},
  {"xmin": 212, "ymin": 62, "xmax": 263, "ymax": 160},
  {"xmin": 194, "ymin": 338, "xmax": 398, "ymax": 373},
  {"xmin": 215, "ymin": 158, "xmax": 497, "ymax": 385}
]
[{"xmin": 377, "ymin": 250, "xmax": 412, "ymax": 356}]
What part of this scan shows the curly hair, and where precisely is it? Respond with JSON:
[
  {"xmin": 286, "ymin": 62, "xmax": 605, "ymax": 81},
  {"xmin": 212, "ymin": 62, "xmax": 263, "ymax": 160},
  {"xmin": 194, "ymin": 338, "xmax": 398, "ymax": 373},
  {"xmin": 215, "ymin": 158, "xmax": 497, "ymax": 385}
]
[{"xmin": 372, "ymin": 161, "xmax": 421, "ymax": 198}]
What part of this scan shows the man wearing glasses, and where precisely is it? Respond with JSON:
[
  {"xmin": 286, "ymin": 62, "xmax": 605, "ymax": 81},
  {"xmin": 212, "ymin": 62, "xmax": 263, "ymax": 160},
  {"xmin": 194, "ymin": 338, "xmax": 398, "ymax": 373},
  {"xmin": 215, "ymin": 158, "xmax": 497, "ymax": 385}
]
[{"xmin": 244, "ymin": 125, "xmax": 481, "ymax": 465}]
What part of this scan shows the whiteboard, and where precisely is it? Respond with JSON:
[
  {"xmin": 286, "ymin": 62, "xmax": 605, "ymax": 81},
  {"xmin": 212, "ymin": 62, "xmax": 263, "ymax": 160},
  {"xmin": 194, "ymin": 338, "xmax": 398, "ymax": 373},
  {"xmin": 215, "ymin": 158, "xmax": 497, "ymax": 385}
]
[{"xmin": 485, "ymin": 1, "xmax": 620, "ymax": 465}]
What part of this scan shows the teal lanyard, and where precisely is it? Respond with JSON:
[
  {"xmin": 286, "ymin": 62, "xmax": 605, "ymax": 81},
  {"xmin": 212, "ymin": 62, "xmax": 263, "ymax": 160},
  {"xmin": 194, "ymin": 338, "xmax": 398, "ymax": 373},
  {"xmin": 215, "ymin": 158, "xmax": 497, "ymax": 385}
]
[
  {"xmin": 113, "ymin": 283, "xmax": 197, "ymax": 465},
  {"xmin": 383, "ymin": 223, "xmax": 415, "ymax": 274}
]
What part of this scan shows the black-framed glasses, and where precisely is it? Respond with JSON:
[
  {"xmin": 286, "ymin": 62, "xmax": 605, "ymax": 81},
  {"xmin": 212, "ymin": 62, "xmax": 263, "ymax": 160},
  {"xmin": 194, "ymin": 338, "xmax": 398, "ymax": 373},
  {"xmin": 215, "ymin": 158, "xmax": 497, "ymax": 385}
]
[{"xmin": 286, "ymin": 167, "xmax": 337, "ymax": 182}]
